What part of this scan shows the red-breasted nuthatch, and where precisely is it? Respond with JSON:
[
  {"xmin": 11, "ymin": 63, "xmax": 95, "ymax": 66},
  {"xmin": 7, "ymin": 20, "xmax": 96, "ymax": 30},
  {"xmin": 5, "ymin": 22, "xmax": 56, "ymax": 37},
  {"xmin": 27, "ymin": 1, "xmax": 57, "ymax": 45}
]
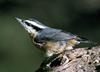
[{"xmin": 15, "ymin": 17, "xmax": 96, "ymax": 57}]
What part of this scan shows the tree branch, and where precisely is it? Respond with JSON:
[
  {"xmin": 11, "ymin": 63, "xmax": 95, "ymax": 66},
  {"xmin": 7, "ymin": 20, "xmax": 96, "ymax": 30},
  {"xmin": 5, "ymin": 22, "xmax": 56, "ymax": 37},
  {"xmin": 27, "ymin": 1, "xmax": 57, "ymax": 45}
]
[{"xmin": 36, "ymin": 46, "xmax": 100, "ymax": 72}]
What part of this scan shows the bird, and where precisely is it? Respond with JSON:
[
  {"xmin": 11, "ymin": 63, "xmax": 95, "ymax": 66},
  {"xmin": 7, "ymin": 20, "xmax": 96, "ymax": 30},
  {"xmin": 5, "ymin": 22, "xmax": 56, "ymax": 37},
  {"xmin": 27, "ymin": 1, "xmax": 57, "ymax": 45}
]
[{"xmin": 15, "ymin": 17, "xmax": 96, "ymax": 57}]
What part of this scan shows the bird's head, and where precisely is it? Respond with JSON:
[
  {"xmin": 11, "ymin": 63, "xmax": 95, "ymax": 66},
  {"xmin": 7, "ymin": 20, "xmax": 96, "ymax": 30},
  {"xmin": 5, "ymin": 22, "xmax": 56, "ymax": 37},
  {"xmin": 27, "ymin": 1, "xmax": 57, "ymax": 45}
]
[{"xmin": 15, "ymin": 17, "xmax": 48, "ymax": 37}]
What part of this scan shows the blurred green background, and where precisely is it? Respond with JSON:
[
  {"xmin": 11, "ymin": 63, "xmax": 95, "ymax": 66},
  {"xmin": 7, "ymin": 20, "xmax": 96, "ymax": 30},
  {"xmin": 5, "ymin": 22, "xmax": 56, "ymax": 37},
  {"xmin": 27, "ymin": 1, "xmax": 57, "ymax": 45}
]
[{"xmin": 0, "ymin": 0, "xmax": 100, "ymax": 72}]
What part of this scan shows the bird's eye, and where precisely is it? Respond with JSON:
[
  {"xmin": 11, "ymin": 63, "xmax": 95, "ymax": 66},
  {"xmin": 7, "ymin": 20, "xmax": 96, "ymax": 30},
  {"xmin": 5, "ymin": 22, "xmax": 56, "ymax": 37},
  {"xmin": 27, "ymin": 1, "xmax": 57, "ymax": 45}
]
[{"xmin": 25, "ymin": 22, "xmax": 30, "ymax": 26}]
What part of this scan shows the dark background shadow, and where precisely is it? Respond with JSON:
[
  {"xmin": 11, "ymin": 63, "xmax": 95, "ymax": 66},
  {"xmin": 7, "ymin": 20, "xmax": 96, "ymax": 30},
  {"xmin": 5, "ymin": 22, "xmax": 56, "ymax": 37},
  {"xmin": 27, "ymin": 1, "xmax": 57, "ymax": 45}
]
[{"xmin": 0, "ymin": 0, "xmax": 100, "ymax": 72}]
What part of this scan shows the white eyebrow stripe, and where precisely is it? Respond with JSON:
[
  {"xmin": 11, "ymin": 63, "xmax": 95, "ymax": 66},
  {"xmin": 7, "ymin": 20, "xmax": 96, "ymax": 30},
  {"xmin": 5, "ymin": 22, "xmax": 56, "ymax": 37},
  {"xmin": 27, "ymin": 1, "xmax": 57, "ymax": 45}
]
[{"xmin": 25, "ymin": 20, "xmax": 48, "ymax": 29}]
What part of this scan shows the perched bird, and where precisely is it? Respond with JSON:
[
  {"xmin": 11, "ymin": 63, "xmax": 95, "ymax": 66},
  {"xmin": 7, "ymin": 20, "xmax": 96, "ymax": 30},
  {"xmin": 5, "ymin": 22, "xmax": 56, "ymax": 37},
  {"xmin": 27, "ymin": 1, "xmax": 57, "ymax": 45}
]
[{"xmin": 15, "ymin": 17, "xmax": 96, "ymax": 57}]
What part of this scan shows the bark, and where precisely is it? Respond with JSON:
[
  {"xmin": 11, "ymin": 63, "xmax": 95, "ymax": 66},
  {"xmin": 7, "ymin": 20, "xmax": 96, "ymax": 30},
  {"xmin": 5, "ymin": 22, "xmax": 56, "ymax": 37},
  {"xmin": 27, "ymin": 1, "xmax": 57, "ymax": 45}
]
[{"xmin": 36, "ymin": 46, "xmax": 100, "ymax": 72}]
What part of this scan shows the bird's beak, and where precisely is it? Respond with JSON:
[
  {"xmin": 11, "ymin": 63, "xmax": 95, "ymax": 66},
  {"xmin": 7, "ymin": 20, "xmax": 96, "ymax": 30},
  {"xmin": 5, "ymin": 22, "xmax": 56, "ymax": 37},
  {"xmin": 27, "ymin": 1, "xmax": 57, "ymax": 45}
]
[
  {"xmin": 15, "ymin": 17, "xmax": 29, "ymax": 31},
  {"xmin": 15, "ymin": 17, "xmax": 36, "ymax": 34},
  {"xmin": 15, "ymin": 17, "xmax": 22, "ymax": 22},
  {"xmin": 15, "ymin": 17, "xmax": 26, "ymax": 28}
]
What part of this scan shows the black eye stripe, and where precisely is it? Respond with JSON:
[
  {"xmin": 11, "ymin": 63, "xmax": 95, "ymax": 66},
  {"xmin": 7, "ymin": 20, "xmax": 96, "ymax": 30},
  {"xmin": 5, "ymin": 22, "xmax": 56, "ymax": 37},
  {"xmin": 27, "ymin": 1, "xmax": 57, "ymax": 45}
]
[
  {"xmin": 24, "ymin": 21, "xmax": 42, "ymax": 31},
  {"xmin": 25, "ymin": 22, "xmax": 30, "ymax": 26}
]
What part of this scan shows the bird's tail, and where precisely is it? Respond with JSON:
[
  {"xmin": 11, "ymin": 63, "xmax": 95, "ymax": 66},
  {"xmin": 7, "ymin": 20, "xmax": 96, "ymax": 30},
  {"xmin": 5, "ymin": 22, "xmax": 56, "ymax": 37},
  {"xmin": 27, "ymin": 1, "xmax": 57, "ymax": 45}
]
[{"xmin": 76, "ymin": 36, "xmax": 98, "ymax": 47}]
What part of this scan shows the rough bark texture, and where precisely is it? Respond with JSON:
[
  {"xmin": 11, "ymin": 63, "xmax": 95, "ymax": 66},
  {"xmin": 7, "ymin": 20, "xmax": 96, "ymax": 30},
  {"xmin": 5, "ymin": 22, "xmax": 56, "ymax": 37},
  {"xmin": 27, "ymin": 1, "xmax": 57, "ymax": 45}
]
[{"xmin": 36, "ymin": 46, "xmax": 100, "ymax": 72}]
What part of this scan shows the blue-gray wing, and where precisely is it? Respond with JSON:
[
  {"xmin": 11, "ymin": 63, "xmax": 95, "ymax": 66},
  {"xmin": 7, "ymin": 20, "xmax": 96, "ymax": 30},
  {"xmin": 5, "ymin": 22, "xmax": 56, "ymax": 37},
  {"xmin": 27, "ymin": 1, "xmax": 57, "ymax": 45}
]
[{"xmin": 36, "ymin": 28, "xmax": 76, "ymax": 42}]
